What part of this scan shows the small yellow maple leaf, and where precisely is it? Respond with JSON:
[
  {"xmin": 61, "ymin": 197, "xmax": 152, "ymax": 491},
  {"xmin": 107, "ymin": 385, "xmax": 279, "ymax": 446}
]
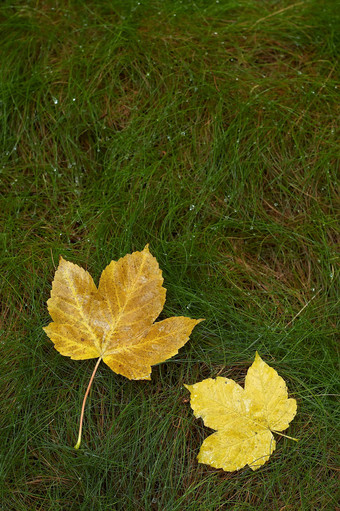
[
  {"xmin": 44, "ymin": 245, "xmax": 203, "ymax": 447},
  {"xmin": 185, "ymin": 352, "xmax": 297, "ymax": 471}
]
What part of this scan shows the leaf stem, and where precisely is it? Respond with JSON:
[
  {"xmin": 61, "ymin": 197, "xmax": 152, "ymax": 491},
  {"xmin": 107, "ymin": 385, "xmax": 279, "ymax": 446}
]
[
  {"xmin": 273, "ymin": 430, "xmax": 299, "ymax": 442},
  {"xmin": 74, "ymin": 357, "xmax": 102, "ymax": 449}
]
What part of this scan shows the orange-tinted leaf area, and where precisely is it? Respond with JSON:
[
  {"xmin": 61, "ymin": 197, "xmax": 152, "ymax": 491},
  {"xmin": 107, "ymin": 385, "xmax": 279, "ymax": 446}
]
[{"xmin": 44, "ymin": 245, "xmax": 202, "ymax": 380}]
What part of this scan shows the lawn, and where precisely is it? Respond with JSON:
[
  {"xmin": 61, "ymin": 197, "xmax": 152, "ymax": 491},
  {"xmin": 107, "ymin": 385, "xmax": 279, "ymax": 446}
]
[{"xmin": 0, "ymin": 0, "xmax": 339, "ymax": 509}]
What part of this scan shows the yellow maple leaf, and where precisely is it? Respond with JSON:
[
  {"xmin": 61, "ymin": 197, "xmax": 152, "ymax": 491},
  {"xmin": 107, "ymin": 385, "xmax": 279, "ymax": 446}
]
[
  {"xmin": 185, "ymin": 352, "xmax": 297, "ymax": 471},
  {"xmin": 44, "ymin": 245, "xmax": 202, "ymax": 447}
]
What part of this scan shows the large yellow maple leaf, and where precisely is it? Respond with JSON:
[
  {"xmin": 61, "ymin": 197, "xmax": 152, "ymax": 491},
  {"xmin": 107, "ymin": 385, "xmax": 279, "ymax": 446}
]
[
  {"xmin": 44, "ymin": 245, "xmax": 202, "ymax": 447},
  {"xmin": 185, "ymin": 353, "xmax": 297, "ymax": 471}
]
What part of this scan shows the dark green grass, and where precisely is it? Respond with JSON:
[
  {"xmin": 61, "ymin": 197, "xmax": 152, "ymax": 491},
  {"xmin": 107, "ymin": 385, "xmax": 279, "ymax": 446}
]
[{"xmin": 0, "ymin": 0, "xmax": 339, "ymax": 509}]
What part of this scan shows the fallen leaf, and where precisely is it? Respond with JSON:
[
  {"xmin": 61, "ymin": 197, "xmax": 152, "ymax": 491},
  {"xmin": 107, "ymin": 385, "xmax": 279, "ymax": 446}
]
[
  {"xmin": 185, "ymin": 352, "xmax": 297, "ymax": 471},
  {"xmin": 44, "ymin": 245, "xmax": 202, "ymax": 447}
]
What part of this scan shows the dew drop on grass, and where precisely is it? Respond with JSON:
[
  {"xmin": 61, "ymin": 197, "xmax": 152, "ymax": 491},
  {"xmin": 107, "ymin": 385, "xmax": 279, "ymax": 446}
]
[
  {"xmin": 189, "ymin": 204, "xmax": 195, "ymax": 211},
  {"xmin": 52, "ymin": 97, "xmax": 58, "ymax": 105}
]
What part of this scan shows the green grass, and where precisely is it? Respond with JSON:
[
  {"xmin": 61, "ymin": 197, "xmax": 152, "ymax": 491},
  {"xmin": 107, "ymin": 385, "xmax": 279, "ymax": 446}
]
[{"xmin": 0, "ymin": 0, "xmax": 339, "ymax": 509}]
